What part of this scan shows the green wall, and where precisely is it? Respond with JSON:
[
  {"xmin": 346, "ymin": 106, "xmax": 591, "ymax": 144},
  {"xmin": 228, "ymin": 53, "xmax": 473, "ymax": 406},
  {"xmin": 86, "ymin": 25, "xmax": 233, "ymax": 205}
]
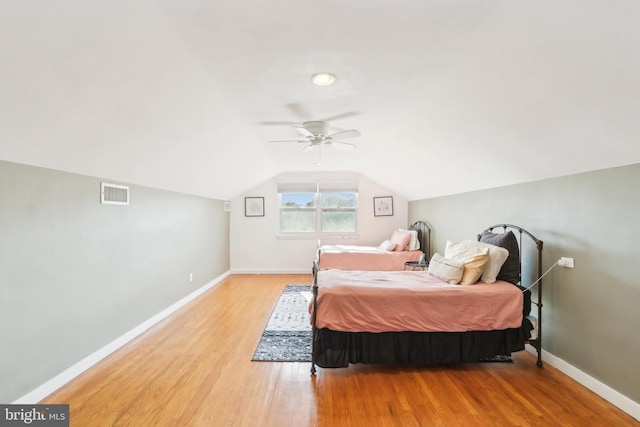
[
  {"xmin": 409, "ymin": 163, "xmax": 640, "ymax": 403},
  {"xmin": 0, "ymin": 160, "xmax": 230, "ymax": 402}
]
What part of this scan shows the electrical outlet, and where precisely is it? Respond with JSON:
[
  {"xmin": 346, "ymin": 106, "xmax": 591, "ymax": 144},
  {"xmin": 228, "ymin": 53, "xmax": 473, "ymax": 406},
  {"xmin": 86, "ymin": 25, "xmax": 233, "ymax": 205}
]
[
  {"xmin": 558, "ymin": 257, "xmax": 575, "ymax": 268},
  {"xmin": 189, "ymin": 273, "xmax": 193, "ymax": 282}
]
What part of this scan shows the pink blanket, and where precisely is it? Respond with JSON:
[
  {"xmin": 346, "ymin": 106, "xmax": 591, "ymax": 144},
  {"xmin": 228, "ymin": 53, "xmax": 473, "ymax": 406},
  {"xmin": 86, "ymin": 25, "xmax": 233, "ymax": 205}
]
[
  {"xmin": 317, "ymin": 245, "xmax": 422, "ymax": 270},
  {"xmin": 312, "ymin": 270, "xmax": 523, "ymax": 333}
]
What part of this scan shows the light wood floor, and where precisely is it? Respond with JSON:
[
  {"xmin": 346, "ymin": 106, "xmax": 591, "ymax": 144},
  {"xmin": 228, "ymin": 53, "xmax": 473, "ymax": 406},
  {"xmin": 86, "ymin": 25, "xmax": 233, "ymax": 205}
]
[{"xmin": 45, "ymin": 274, "xmax": 638, "ymax": 426}]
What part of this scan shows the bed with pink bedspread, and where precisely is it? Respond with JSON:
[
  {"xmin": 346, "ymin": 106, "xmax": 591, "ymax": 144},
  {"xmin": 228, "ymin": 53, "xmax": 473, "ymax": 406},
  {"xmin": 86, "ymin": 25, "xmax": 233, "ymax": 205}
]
[
  {"xmin": 314, "ymin": 270, "xmax": 523, "ymax": 333},
  {"xmin": 309, "ymin": 224, "xmax": 544, "ymax": 373},
  {"xmin": 316, "ymin": 245, "xmax": 423, "ymax": 271},
  {"xmin": 316, "ymin": 220, "xmax": 431, "ymax": 271}
]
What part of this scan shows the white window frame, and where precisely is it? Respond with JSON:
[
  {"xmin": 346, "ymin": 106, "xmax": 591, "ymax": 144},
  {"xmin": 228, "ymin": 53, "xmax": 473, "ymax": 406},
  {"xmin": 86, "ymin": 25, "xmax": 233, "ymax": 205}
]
[
  {"xmin": 277, "ymin": 183, "xmax": 358, "ymax": 238},
  {"xmin": 319, "ymin": 191, "xmax": 358, "ymax": 234},
  {"xmin": 280, "ymin": 191, "xmax": 317, "ymax": 233}
]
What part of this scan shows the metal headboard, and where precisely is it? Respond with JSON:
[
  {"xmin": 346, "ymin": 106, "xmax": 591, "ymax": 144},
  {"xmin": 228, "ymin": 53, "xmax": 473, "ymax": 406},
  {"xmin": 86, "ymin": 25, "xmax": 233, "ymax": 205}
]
[
  {"xmin": 410, "ymin": 220, "xmax": 432, "ymax": 262},
  {"xmin": 479, "ymin": 223, "xmax": 544, "ymax": 367}
]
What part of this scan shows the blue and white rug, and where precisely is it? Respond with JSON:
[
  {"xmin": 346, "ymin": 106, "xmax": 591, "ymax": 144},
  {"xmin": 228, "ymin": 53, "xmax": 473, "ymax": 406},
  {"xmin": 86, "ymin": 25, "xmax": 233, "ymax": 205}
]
[{"xmin": 252, "ymin": 284, "xmax": 313, "ymax": 362}]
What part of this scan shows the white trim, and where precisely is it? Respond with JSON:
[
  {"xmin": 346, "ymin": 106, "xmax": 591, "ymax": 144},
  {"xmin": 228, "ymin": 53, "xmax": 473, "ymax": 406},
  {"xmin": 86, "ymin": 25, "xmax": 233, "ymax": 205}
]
[
  {"xmin": 277, "ymin": 233, "xmax": 360, "ymax": 240},
  {"xmin": 526, "ymin": 345, "xmax": 640, "ymax": 421},
  {"xmin": 13, "ymin": 271, "xmax": 230, "ymax": 404}
]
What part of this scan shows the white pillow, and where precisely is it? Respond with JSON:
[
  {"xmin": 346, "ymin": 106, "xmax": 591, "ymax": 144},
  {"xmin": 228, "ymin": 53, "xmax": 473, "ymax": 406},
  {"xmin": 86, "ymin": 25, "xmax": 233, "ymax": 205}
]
[
  {"xmin": 378, "ymin": 240, "xmax": 397, "ymax": 251},
  {"xmin": 445, "ymin": 241, "xmax": 488, "ymax": 261},
  {"xmin": 398, "ymin": 228, "xmax": 420, "ymax": 251},
  {"xmin": 460, "ymin": 240, "xmax": 509, "ymax": 284},
  {"xmin": 444, "ymin": 241, "xmax": 489, "ymax": 285},
  {"xmin": 428, "ymin": 253, "xmax": 464, "ymax": 284}
]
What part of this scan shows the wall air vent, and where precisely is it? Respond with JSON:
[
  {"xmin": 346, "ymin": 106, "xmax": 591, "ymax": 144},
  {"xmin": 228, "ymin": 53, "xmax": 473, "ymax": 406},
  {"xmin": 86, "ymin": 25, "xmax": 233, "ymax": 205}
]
[{"xmin": 101, "ymin": 182, "xmax": 129, "ymax": 205}]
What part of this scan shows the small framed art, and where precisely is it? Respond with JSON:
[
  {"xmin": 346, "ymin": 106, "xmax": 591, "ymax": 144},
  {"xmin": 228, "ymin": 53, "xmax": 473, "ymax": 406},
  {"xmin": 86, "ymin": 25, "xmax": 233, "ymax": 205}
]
[
  {"xmin": 373, "ymin": 196, "xmax": 394, "ymax": 217},
  {"xmin": 245, "ymin": 197, "xmax": 265, "ymax": 217}
]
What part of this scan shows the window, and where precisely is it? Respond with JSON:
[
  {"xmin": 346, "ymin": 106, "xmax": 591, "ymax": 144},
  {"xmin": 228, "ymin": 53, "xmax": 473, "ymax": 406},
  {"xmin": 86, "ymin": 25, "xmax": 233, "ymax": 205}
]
[
  {"xmin": 320, "ymin": 192, "xmax": 357, "ymax": 232},
  {"xmin": 280, "ymin": 192, "xmax": 316, "ymax": 232},
  {"xmin": 278, "ymin": 183, "xmax": 358, "ymax": 235}
]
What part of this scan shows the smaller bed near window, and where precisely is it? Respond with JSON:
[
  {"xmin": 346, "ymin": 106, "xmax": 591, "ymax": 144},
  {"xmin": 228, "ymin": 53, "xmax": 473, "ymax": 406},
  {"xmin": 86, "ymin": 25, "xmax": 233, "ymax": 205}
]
[{"xmin": 316, "ymin": 221, "xmax": 431, "ymax": 271}]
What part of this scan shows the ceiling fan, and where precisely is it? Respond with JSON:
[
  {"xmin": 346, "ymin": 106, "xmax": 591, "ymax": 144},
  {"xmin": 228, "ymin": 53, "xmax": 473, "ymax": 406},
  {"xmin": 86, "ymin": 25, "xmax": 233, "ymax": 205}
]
[{"xmin": 268, "ymin": 121, "xmax": 361, "ymax": 153}]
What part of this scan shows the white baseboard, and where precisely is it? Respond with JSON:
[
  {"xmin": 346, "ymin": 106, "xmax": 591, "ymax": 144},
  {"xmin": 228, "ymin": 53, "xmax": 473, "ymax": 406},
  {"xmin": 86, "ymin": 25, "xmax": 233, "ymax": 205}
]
[
  {"xmin": 526, "ymin": 345, "xmax": 639, "ymax": 421},
  {"xmin": 13, "ymin": 271, "xmax": 230, "ymax": 404}
]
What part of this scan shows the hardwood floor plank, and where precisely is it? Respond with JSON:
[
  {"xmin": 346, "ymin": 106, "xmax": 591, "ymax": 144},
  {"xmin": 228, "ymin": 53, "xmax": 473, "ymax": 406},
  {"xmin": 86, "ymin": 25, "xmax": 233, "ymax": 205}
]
[{"xmin": 43, "ymin": 274, "xmax": 638, "ymax": 426}]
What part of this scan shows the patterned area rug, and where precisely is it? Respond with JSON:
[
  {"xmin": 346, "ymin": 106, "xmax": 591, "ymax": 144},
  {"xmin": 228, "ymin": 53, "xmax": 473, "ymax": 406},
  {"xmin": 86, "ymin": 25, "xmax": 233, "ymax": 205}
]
[{"xmin": 252, "ymin": 284, "xmax": 313, "ymax": 362}]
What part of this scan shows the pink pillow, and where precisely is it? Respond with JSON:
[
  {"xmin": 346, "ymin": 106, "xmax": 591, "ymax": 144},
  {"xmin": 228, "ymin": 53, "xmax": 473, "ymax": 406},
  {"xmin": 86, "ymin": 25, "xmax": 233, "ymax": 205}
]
[{"xmin": 390, "ymin": 230, "xmax": 412, "ymax": 251}]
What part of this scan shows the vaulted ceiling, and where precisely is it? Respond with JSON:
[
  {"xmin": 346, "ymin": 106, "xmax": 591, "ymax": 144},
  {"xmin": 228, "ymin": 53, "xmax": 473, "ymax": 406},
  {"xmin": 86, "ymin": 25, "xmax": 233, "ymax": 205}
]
[{"xmin": 2, "ymin": 1, "xmax": 639, "ymax": 201}]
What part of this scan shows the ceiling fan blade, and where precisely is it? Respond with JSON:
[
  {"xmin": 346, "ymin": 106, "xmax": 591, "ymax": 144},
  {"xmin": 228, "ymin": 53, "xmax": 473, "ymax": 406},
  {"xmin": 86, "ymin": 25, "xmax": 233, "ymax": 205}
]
[
  {"xmin": 292, "ymin": 125, "xmax": 314, "ymax": 138},
  {"xmin": 286, "ymin": 103, "xmax": 312, "ymax": 120},
  {"xmin": 320, "ymin": 111, "xmax": 360, "ymax": 122},
  {"xmin": 331, "ymin": 141, "xmax": 356, "ymax": 150},
  {"xmin": 301, "ymin": 144, "xmax": 316, "ymax": 153},
  {"xmin": 328, "ymin": 129, "xmax": 361, "ymax": 140},
  {"xmin": 268, "ymin": 139, "xmax": 307, "ymax": 143},
  {"xmin": 258, "ymin": 121, "xmax": 299, "ymax": 126}
]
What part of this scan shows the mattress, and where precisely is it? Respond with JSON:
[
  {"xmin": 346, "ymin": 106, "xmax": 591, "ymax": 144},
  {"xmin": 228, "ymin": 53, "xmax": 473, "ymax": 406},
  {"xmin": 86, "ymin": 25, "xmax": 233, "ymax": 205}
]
[
  {"xmin": 312, "ymin": 269, "xmax": 524, "ymax": 333},
  {"xmin": 317, "ymin": 244, "xmax": 422, "ymax": 270}
]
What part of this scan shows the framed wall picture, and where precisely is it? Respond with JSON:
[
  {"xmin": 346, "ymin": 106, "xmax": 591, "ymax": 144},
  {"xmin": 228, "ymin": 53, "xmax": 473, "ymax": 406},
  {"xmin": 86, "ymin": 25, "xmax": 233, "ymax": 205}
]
[
  {"xmin": 245, "ymin": 197, "xmax": 265, "ymax": 217},
  {"xmin": 373, "ymin": 196, "xmax": 394, "ymax": 217}
]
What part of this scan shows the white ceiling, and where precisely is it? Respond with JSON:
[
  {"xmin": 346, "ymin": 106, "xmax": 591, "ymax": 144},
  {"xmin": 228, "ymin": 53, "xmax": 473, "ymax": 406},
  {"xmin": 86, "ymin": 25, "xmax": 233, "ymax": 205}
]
[{"xmin": 2, "ymin": 1, "xmax": 639, "ymax": 201}]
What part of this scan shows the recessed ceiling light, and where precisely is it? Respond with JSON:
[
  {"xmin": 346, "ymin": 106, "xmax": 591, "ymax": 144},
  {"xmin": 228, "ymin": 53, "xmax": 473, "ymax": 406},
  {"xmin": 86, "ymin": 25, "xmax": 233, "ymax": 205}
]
[{"xmin": 311, "ymin": 72, "xmax": 335, "ymax": 86}]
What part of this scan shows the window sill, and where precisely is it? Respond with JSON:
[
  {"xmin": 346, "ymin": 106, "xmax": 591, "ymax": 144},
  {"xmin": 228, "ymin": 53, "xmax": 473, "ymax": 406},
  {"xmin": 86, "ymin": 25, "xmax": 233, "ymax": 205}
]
[{"xmin": 277, "ymin": 233, "xmax": 360, "ymax": 241}]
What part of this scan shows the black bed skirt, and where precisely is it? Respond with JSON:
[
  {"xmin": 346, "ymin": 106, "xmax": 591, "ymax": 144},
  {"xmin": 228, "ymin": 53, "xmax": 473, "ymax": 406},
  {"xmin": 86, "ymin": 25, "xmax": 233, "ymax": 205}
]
[{"xmin": 313, "ymin": 320, "xmax": 532, "ymax": 368}]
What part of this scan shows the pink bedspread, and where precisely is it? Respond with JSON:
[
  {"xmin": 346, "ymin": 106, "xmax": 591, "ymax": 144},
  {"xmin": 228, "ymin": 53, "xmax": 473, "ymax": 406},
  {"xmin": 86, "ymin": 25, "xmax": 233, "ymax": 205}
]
[
  {"xmin": 317, "ymin": 245, "xmax": 422, "ymax": 270},
  {"xmin": 312, "ymin": 270, "xmax": 523, "ymax": 333}
]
